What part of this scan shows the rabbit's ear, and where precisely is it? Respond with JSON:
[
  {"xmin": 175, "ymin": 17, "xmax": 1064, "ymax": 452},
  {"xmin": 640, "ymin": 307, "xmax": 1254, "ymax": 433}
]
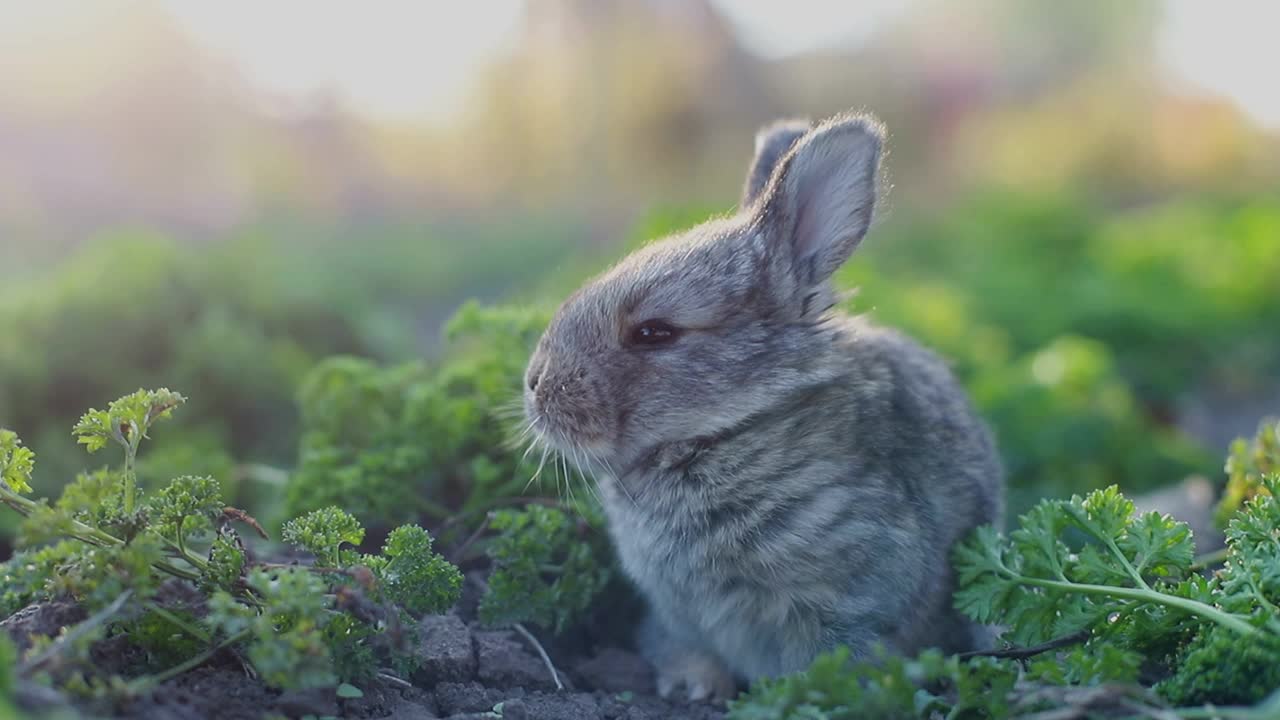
[
  {"xmin": 754, "ymin": 113, "xmax": 883, "ymax": 288},
  {"xmin": 741, "ymin": 119, "xmax": 811, "ymax": 208}
]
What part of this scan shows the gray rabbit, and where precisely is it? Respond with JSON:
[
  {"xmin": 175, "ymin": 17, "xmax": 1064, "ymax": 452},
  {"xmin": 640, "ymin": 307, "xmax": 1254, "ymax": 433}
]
[{"xmin": 523, "ymin": 111, "xmax": 1005, "ymax": 702}]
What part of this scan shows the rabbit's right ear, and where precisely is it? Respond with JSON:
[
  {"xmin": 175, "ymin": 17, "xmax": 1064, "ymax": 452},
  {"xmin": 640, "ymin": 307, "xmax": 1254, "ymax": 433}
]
[
  {"xmin": 751, "ymin": 113, "xmax": 884, "ymax": 296},
  {"xmin": 740, "ymin": 119, "xmax": 811, "ymax": 209}
]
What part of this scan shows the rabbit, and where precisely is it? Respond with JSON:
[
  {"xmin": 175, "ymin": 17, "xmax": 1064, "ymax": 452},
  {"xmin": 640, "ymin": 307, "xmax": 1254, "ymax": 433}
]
[{"xmin": 522, "ymin": 111, "xmax": 1005, "ymax": 703}]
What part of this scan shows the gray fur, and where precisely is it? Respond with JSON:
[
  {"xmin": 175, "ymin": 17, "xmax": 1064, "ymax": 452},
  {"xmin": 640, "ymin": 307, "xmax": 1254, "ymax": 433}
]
[{"xmin": 523, "ymin": 111, "xmax": 1005, "ymax": 701}]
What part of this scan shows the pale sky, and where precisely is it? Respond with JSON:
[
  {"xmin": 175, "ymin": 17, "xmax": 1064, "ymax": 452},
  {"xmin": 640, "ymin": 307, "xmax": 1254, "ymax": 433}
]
[
  {"xmin": 1158, "ymin": 0, "xmax": 1280, "ymax": 128},
  {"xmin": 1, "ymin": 0, "xmax": 1277, "ymax": 128}
]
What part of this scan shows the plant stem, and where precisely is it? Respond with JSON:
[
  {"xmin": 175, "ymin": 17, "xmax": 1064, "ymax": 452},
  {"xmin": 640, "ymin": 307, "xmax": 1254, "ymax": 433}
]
[
  {"xmin": 162, "ymin": 533, "xmax": 209, "ymax": 573},
  {"xmin": 957, "ymin": 630, "xmax": 1090, "ymax": 661},
  {"xmin": 376, "ymin": 671, "xmax": 413, "ymax": 689},
  {"xmin": 513, "ymin": 622, "xmax": 562, "ymax": 691},
  {"xmin": 0, "ymin": 485, "xmax": 200, "ymax": 584},
  {"xmin": 448, "ymin": 515, "xmax": 491, "ymax": 564},
  {"xmin": 1016, "ymin": 574, "xmax": 1258, "ymax": 636},
  {"xmin": 122, "ymin": 424, "xmax": 140, "ymax": 516},
  {"xmin": 147, "ymin": 604, "xmax": 211, "ymax": 643},
  {"xmin": 128, "ymin": 628, "xmax": 252, "ymax": 692}
]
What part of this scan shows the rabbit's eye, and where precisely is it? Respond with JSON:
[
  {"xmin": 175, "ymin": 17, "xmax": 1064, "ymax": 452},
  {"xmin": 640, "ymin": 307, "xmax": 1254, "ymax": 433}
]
[{"xmin": 627, "ymin": 319, "xmax": 681, "ymax": 347}]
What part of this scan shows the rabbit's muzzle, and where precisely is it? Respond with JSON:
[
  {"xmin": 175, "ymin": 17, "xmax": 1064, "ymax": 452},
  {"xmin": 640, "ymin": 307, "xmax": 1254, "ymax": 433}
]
[{"xmin": 524, "ymin": 351, "xmax": 609, "ymax": 451}]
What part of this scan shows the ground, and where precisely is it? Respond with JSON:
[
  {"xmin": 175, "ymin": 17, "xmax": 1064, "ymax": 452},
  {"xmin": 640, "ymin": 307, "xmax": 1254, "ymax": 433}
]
[{"xmin": 4, "ymin": 573, "xmax": 726, "ymax": 720}]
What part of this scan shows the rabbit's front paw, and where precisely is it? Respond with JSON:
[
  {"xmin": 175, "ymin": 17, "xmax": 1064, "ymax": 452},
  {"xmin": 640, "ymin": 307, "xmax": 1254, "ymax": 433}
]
[{"xmin": 655, "ymin": 649, "xmax": 736, "ymax": 704}]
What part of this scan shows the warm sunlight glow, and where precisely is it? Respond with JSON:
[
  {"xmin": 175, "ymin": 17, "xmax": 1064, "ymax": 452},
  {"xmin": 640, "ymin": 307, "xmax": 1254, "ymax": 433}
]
[
  {"xmin": 1160, "ymin": 0, "xmax": 1280, "ymax": 128},
  {"xmin": 0, "ymin": 0, "xmax": 1276, "ymax": 129},
  {"xmin": 163, "ymin": 0, "xmax": 523, "ymax": 122}
]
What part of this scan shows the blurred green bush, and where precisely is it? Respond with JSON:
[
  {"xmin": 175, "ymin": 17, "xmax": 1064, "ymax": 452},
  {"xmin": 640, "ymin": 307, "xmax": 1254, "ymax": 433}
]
[
  {"xmin": 283, "ymin": 302, "xmax": 553, "ymax": 532},
  {"xmin": 0, "ymin": 218, "xmax": 580, "ymax": 543},
  {"xmin": 2, "ymin": 190, "xmax": 1276, "ymax": 542}
]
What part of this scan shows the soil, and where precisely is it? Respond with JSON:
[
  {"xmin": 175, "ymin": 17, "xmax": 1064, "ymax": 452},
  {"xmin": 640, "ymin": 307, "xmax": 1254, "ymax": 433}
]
[{"xmin": 5, "ymin": 574, "xmax": 727, "ymax": 720}]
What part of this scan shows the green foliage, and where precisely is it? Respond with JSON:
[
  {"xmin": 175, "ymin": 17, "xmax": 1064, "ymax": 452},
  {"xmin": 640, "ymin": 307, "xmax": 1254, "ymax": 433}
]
[
  {"xmin": 0, "ymin": 632, "xmax": 14, "ymax": 698},
  {"xmin": 282, "ymin": 506, "xmax": 366, "ymax": 569},
  {"xmin": 3, "ymin": 530, "xmax": 167, "ymax": 613},
  {"xmin": 375, "ymin": 524, "xmax": 463, "ymax": 616},
  {"xmin": 1026, "ymin": 642, "xmax": 1143, "ymax": 686},
  {"xmin": 0, "ymin": 541, "xmax": 79, "ymax": 617},
  {"xmin": 954, "ymin": 486, "xmax": 1204, "ymax": 647},
  {"xmin": 126, "ymin": 609, "xmax": 206, "ymax": 671},
  {"xmin": 967, "ymin": 336, "xmax": 1212, "ymax": 514},
  {"xmin": 1158, "ymin": 624, "xmax": 1280, "ymax": 707},
  {"xmin": 729, "ymin": 647, "xmax": 1019, "ymax": 720},
  {"xmin": 954, "ymin": 474, "xmax": 1280, "ymax": 707},
  {"xmin": 284, "ymin": 302, "xmax": 552, "ymax": 529},
  {"xmin": 479, "ymin": 505, "xmax": 612, "ymax": 634},
  {"xmin": 0, "ymin": 388, "xmax": 473, "ymax": 702},
  {"xmin": 46, "ymin": 468, "xmax": 125, "ymax": 528},
  {"xmin": 72, "ymin": 389, "xmax": 185, "ymax": 455},
  {"xmin": 281, "ymin": 508, "xmax": 462, "ymax": 615},
  {"xmin": 46, "ymin": 536, "xmax": 167, "ymax": 612},
  {"xmin": 208, "ymin": 568, "xmax": 336, "ymax": 690},
  {"xmin": 0, "ymin": 430, "xmax": 35, "ymax": 494},
  {"xmin": 148, "ymin": 475, "xmax": 224, "ymax": 544},
  {"xmin": 0, "ymin": 233, "xmax": 385, "ymax": 508},
  {"xmin": 199, "ymin": 531, "xmax": 246, "ymax": 594},
  {"xmin": 1216, "ymin": 418, "xmax": 1279, "ymax": 526}
]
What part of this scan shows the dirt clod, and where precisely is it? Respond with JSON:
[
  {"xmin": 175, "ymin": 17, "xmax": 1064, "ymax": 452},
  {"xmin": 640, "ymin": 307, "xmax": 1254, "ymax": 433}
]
[
  {"xmin": 500, "ymin": 692, "xmax": 601, "ymax": 720},
  {"xmin": 277, "ymin": 687, "xmax": 340, "ymax": 718},
  {"xmin": 474, "ymin": 629, "xmax": 563, "ymax": 691},
  {"xmin": 340, "ymin": 683, "xmax": 439, "ymax": 719},
  {"xmin": 434, "ymin": 681, "xmax": 521, "ymax": 716},
  {"xmin": 1, "ymin": 600, "xmax": 87, "ymax": 652},
  {"xmin": 415, "ymin": 614, "xmax": 477, "ymax": 686},
  {"xmin": 572, "ymin": 648, "xmax": 655, "ymax": 695}
]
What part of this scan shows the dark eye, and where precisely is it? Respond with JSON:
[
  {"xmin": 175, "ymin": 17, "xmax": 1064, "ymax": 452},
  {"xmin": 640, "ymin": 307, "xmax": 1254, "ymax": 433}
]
[{"xmin": 627, "ymin": 319, "xmax": 681, "ymax": 347}]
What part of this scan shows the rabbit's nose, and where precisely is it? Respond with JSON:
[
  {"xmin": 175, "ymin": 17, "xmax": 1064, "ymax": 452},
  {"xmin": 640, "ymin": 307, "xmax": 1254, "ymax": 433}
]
[{"xmin": 526, "ymin": 353, "xmax": 547, "ymax": 393}]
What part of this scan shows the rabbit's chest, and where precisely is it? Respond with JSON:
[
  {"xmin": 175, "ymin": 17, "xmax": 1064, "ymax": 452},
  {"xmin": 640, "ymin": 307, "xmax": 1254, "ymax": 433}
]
[{"xmin": 602, "ymin": 469, "xmax": 846, "ymax": 609}]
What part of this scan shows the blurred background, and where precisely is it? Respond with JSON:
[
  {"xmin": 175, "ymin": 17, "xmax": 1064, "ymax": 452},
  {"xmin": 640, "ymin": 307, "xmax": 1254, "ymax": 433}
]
[{"xmin": 2, "ymin": 0, "xmax": 1278, "ymax": 550}]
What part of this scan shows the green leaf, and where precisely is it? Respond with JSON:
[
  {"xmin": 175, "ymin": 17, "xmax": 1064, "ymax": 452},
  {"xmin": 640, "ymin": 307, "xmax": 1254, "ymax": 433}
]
[
  {"xmin": 336, "ymin": 683, "xmax": 363, "ymax": 699},
  {"xmin": 73, "ymin": 389, "xmax": 187, "ymax": 453},
  {"xmin": 0, "ymin": 429, "xmax": 35, "ymax": 494},
  {"xmin": 208, "ymin": 568, "xmax": 337, "ymax": 690},
  {"xmin": 952, "ymin": 483, "xmax": 1260, "ymax": 649},
  {"xmin": 375, "ymin": 524, "xmax": 462, "ymax": 616},
  {"xmin": 1119, "ymin": 511, "xmax": 1195, "ymax": 580},
  {"xmin": 148, "ymin": 475, "xmax": 225, "ymax": 542},
  {"xmin": 479, "ymin": 505, "xmax": 611, "ymax": 634},
  {"xmin": 282, "ymin": 507, "xmax": 366, "ymax": 568},
  {"xmin": 199, "ymin": 530, "xmax": 247, "ymax": 594}
]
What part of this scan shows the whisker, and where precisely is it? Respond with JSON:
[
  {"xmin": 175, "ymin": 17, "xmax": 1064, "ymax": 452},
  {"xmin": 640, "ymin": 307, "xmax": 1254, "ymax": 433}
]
[
  {"xmin": 574, "ymin": 446, "xmax": 606, "ymax": 511},
  {"xmin": 501, "ymin": 428, "xmax": 532, "ymax": 452},
  {"xmin": 527, "ymin": 446, "xmax": 550, "ymax": 493},
  {"xmin": 520, "ymin": 438, "xmax": 540, "ymax": 464},
  {"xmin": 594, "ymin": 447, "xmax": 637, "ymax": 507},
  {"xmin": 560, "ymin": 454, "xmax": 578, "ymax": 510}
]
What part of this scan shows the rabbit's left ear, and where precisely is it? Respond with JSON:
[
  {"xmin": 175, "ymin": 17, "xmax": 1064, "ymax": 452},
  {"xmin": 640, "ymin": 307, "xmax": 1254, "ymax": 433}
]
[
  {"xmin": 753, "ymin": 113, "xmax": 883, "ymax": 288},
  {"xmin": 741, "ymin": 119, "xmax": 811, "ymax": 208}
]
